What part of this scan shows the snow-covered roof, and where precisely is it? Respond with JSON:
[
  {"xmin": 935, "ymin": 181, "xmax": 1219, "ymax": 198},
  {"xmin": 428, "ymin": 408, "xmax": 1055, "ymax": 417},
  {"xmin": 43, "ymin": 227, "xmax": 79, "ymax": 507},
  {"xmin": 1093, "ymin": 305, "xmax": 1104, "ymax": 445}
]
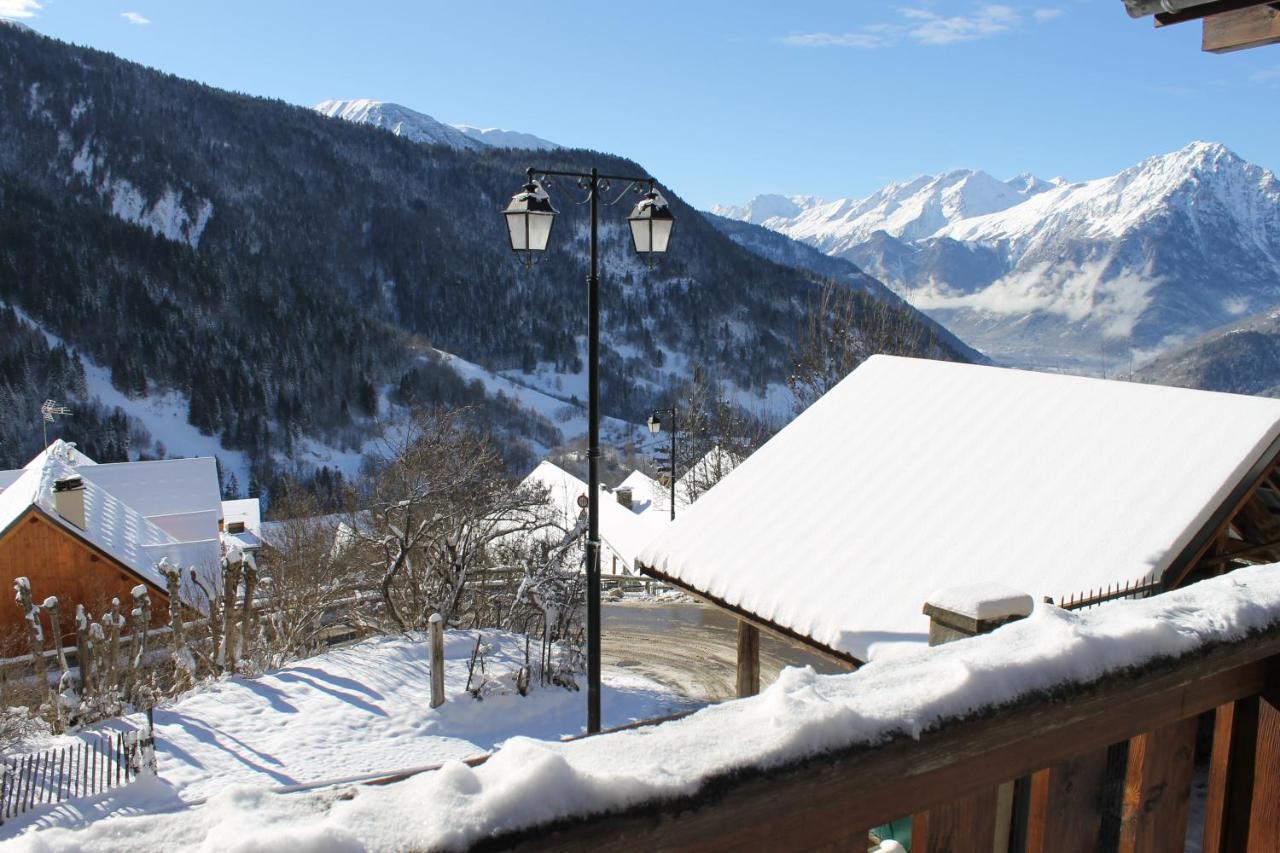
[
  {"xmin": 221, "ymin": 498, "xmax": 263, "ymax": 551},
  {"xmin": 0, "ymin": 459, "xmax": 220, "ymax": 595},
  {"xmin": 639, "ymin": 355, "xmax": 1280, "ymax": 662},
  {"xmin": 79, "ymin": 457, "xmax": 221, "ymax": 524},
  {"xmin": 521, "ymin": 462, "xmax": 665, "ymax": 573},
  {"xmin": 0, "ymin": 443, "xmax": 222, "ymax": 602}
]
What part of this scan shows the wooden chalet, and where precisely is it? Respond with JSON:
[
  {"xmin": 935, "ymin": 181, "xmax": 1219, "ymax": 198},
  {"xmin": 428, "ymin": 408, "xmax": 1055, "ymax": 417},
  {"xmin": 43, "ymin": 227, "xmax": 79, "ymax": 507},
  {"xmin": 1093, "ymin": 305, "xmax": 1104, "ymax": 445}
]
[
  {"xmin": 0, "ymin": 441, "xmax": 223, "ymax": 650},
  {"xmin": 638, "ymin": 356, "xmax": 1280, "ymax": 692}
]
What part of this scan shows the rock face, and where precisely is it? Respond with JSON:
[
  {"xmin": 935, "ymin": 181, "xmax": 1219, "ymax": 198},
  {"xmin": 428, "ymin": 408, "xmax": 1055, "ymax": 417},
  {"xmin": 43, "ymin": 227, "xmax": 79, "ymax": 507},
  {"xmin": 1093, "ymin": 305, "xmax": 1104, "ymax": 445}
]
[{"xmin": 719, "ymin": 143, "xmax": 1280, "ymax": 373}]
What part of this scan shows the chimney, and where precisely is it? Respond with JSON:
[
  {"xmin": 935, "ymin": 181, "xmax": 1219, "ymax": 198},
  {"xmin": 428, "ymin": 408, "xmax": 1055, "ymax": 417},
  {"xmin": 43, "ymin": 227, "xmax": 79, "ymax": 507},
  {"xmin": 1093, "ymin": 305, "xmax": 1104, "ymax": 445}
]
[
  {"xmin": 615, "ymin": 487, "xmax": 633, "ymax": 510},
  {"xmin": 52, "ymin": 476, "xmax": 86, "ymax": 530}
]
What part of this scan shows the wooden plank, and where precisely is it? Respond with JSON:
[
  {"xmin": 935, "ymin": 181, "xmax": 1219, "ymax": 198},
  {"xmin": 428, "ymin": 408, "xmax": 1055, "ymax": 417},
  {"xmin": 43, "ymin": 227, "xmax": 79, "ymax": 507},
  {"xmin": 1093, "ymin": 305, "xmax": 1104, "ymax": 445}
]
[
  {"xmin": 1246, "ymin": 688, "xmax": 1280, "ymax": 850},
  {"xmin": 477, "ymin": 632, "xmax": 1278, "ymax": 852},
  {"xmin": 1024, "ymin": 750, "xmax": 1110, "ymax": 853},
  {"xmin": 1204, "ymin": 4, "xmax": 1280, "ymax": 53},
  {"xmin": 1203, "ymin": 698, "xmax": 1260, "ymax": 853},
  {"xmin": 913, "ymin": 788, "xmax": 999, "ymax": 853},
  {"xmin": 1119, "ymin": 717, "xmax": 1198, "ymax": 853},
  {"xmin": 735, "ymin": 621, "xmax": 760, "ymax": 698}
]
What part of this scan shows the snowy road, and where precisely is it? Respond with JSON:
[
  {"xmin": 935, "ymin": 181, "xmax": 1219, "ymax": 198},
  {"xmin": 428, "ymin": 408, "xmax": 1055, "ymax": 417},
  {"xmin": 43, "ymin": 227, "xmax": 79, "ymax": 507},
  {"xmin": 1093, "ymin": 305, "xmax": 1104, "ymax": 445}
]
[{"xmin": 603, "ymin": 601, "xmax": 848, "ymax": 701}]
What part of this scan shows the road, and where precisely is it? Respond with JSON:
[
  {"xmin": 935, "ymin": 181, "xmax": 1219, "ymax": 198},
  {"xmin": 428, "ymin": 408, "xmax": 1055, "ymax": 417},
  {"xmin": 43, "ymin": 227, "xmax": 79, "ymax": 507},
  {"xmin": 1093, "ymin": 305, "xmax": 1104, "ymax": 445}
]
[{"xmin": 602, "ymin": 600, "xmax": 848, "ymax": 702}]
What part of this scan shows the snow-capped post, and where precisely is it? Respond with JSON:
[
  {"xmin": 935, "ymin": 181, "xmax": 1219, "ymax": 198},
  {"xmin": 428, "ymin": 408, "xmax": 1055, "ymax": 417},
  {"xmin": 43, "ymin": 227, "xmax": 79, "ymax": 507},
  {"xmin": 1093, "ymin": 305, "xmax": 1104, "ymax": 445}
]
[
  {"xmin": 105, "ymin": 597, "xmax": 123, "ymax": 691},
  {"xmin": 916, "ymin": 583, "xmax": 1034, "ymax": 853},
  {"xmin": 429, "ymin": 612, "xmax": 445, "ymax": 709},
  {"xmin": 74, "ymin": 604, "xmax": 94, "ymax": 695},
  {"xmin": 921, "ymin": 583, "xmax": 1034, "ymax": 647},
  {"xmin": 41, "ymin": 596, "xmax": 69, "ymax": 674},
  {"xmin": 130, "ymin": 585, "xmax": 152, "ymax": 672},
  {"xmin": 239, "ymin": 551, "xmax": 258, "ymax": 666},
  {"xmin": 221, "ymin": 550, "xmax": 243, "ymax": 674},
  {"xmin": 14, "ymin": 578, "xmax": 50, "ymax": 704},
  {"xmin": 159, "ymin": 560, "xmax": 194, "ymax": 689}
]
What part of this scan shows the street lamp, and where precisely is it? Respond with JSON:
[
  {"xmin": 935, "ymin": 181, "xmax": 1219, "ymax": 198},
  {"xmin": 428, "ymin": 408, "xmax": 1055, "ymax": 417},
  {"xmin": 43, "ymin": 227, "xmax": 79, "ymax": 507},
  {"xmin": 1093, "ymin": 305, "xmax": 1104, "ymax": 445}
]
[
  {"xmin": 503, "ymin": 165, "xmax": 674, "ymax": 734},
  {"xmin": 647, "ymin": 407, "xmax": 678, "ymax": 522}
]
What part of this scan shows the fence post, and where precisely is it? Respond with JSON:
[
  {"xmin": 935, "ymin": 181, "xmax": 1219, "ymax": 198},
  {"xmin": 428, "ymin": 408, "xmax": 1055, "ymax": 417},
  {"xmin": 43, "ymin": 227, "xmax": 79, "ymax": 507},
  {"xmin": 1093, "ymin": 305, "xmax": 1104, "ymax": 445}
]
[
  {"xmin": 915, "ymin": 584, "xmax": 1033, "ymax": 853},
  {"xmin": 430, "ymin": 613, "xmax": 445, "ymax": 709}
]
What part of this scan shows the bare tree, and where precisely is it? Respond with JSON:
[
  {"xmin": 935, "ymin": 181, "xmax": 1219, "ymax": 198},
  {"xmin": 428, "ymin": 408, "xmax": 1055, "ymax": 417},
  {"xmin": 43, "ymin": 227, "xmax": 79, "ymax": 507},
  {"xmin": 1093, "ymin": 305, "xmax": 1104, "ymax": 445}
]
[
  {"xmin": 255, "ymin": 490, "xmax": 357, "ymax": 662},
  {"xmin": 788, "ymin": 280, "xmax": 940, "ymax": 411},
  {"xmin": 349, "ymin": 408, "xmax": 559, "ymax": 633}
]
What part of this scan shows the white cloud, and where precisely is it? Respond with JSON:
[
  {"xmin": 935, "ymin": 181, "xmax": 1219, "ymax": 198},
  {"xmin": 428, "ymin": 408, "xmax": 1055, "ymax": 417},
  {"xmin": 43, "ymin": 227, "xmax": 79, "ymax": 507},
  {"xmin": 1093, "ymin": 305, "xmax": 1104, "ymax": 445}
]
[
  {"xmin": 1033, "ymin": 8, "xmax": 1064, "ymax": 21},
  {"xmin": 121, "ymin": 11, "xmax": 150, "ymax": 25},
  {"xmin": 1251, "ymin": 66, "xmax": 1280, "ymax": 83},
  {"xmin": 904, "ymin": 5, "xmax": 1021, "ymax": 46},
  {"xmin": 781, "ymin": 30, "xmax": 894, "ymax": 49},
  {"xmin": 0, "ymin": 0, "xmax": 41, "ymax": 19},
  {"xmin": 783, "ymin": 4, "xmax": 1033, "ymax": 49}
]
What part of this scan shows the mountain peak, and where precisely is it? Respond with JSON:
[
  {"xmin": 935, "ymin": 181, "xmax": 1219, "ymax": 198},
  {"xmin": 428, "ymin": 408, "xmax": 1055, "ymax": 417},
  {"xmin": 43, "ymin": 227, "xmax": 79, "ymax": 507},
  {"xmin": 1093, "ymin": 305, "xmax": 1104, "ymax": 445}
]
[
  {"xmin": 450, "ymin": 124, "xmax": 561, "ymax": 151},
  {"xmin": 314, "ymin": 99, "xmax": 483, "ymax": 151}
]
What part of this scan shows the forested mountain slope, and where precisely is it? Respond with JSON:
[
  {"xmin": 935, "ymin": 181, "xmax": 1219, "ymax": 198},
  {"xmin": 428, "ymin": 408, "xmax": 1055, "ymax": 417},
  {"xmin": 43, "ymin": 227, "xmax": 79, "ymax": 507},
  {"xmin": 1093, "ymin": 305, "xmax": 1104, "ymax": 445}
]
[{"xmin": 0, "ymin": 23, "xmax": 970, "ymax": 483}]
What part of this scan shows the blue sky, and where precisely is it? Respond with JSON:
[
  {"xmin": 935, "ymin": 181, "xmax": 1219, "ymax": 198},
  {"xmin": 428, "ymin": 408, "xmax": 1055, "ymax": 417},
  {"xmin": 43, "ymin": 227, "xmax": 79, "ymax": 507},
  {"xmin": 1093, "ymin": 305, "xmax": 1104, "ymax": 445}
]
[{"xmin": 4, "ymin": 0, "xmax": 1278, "ymax": 208}]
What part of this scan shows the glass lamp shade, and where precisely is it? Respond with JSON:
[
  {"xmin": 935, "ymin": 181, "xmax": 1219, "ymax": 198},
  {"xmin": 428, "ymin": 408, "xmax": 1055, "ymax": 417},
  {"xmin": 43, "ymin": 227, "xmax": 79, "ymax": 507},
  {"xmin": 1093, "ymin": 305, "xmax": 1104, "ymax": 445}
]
[
  {"xmin": 647, "ymin": 414, "xmax": 662, "ymax": 435},
  {"xmin": 628, "ymin": 190, "xmax": 674, "ymax": 254},
  {"xmin": 503, "ymin": 181, "xmax": 558, "ymax": 253}
]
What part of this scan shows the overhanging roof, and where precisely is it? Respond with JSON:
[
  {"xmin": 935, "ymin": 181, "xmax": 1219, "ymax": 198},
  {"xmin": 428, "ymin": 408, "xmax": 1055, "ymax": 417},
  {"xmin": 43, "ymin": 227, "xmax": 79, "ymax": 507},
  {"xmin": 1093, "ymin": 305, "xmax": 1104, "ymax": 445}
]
[{"xmin": 639, "ymin": 356, "xmax": 1280, "ymax": 662}]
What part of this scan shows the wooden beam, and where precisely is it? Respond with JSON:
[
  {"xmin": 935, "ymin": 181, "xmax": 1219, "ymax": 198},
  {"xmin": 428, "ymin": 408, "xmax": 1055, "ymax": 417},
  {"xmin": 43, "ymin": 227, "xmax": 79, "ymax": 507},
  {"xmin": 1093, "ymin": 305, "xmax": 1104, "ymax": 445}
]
[
  {"xmin": 1163, "ymin": 438, "xmax": 1280, "ymax": 591},
  {"xmin": 1203, "ymin": 3, "xmax": 1280, "ymax": 52},
  {"xmin": 1246, "ymin": 686, "xmax": 1280, "ymax": 849},
  {"xmin": 1203, "ymin": 698, "xmax": 1261, "ymax": 853},
  {"xmin": 913, "ymin": 789, "xmax": 999, "ymax": 853},
  {"xmin": 1118, "ymin": 716, "xmax": 1198, "ymax": 852},
  {"xmin": 1024, "ymin": 750, "xmax": 1110, "ymax": 853},
  {"xmin": 475, "ymin": 634, "xmax": 1279, "ymax": 852},
  {"xmin": 735, "ymin": 621, "xmax": 760, "ymax": 698}
]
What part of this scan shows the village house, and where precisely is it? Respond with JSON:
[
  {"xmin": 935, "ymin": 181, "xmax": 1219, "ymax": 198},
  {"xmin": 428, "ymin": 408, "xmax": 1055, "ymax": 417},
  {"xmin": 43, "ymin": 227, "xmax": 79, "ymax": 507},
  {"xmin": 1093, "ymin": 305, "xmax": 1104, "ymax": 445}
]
[
  {"xmin": 0, "ymin": 441, "xmax": 228, "ymax": 649},
  {"xmin": 639, "ymin": 355, "xmax": 1280, "ymax": 690}
]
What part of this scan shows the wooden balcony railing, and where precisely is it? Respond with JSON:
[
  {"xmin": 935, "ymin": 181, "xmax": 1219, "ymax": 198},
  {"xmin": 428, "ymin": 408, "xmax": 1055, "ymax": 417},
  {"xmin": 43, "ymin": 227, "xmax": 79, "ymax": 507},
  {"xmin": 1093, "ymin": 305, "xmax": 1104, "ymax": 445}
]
[{"xmin": 465, "ymin": 618, "xmax": 1280, "ymax": 852}]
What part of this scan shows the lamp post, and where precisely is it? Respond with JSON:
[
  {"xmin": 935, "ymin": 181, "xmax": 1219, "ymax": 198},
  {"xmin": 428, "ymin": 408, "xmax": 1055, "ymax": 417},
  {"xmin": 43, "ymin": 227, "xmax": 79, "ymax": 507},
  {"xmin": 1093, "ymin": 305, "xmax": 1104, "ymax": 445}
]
[
  {"xmin": 647, "ymin": 407, "xmax": 678, "ymax": 521},
  {"xmin": 503, "ymin": 166, "xmax": 674, "ymax": 734}
]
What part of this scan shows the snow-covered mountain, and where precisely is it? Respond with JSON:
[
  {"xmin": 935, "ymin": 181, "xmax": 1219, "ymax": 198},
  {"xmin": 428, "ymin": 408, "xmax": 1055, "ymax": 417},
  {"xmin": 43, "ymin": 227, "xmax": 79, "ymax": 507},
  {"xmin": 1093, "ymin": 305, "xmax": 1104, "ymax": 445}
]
[
  {"xmin": 452, "ymin": 124, "xmax": 560, "ymax": 151},
  {"xmin": 314, "ymin": 99, "xmax": 484, "ymax": 150},
  {"xmin": 314, "ymin": 99, "xmax": 559, "ymax": 152},
  {"xmin": 711, "ymin": 170, "xmax": 1062, "ymax": 254},
  {"xmin": 717, "ymin": 143, "xmax": 1280, "ymax": 373}
]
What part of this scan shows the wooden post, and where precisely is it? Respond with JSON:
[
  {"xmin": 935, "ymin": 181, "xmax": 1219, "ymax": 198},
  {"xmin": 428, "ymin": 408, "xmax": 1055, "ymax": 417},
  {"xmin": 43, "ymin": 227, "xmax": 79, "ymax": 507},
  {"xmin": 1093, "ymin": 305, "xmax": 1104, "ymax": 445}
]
[
  {"xmin": 735, "ymin": 620, "xmax": 760, "ymax": 698},
  {"xmin": 916, "ymin": 584, "xmax": 1033, "ymax": 853},
  {"xmin": 1245, "ymin": 685, "xmax": 1280, "ymax": 849},
  {"xmin": 1203, "ymin": 4, "xmax": 1280, "ymax": 53},
  {"xmin": 1024, "ymin": 750, "xmax": 1110, "ymax": 853},
  {"xmin": 429, "ymin": 613, "xmax": 445, "ymax": 709},
  {"xmin": 1118, "ymin": 716, "xmax": 1198, "ymax": 852}
]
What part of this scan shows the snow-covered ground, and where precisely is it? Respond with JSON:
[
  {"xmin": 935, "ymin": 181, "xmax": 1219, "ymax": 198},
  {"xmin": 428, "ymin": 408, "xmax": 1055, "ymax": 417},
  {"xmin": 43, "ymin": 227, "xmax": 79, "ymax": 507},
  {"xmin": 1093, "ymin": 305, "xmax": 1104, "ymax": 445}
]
[
  {"xmin": 2, "ymin": 629, "xmax": 697, "ymax": 842},
  {"xmin": 11, "ymin": 564, "xmax": 1276, "ymax": 851}
]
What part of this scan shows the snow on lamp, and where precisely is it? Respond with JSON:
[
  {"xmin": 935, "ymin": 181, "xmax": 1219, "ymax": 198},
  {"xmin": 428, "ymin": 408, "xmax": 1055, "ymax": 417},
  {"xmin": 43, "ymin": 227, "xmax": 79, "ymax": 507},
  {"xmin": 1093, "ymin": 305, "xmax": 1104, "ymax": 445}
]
[
  {"xmin": 628, "ymin": 188, "xmax": 674, "ymax": 256},
  {"xmin": 503, "ymin": 179, "xmax": 557, "ymax": 265}
]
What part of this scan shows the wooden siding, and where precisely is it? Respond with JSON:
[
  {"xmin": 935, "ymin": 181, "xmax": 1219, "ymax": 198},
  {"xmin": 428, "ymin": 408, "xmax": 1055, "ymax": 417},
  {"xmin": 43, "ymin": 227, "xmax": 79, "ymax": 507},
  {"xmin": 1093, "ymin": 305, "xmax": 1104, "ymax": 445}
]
[{"xmin": 0, "ymin": 508, "xmax": 169, "ymax": 653}]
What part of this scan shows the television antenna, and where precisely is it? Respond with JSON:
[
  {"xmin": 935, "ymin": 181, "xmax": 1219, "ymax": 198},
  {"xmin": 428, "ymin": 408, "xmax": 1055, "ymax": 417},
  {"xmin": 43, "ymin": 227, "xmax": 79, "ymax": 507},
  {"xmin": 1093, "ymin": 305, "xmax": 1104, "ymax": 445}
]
[{"xmin": 40, "ymin": 399, "xmax": 72, "ymax": 447}]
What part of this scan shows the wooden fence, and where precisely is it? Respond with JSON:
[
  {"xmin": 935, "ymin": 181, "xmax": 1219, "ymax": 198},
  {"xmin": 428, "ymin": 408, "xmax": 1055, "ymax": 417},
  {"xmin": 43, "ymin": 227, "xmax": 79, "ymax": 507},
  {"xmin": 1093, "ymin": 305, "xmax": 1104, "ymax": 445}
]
[
  {"xmin": 0, "ymin": 729, "xmax": 142, "ymax": 824},
  {"xmin": 467, "ymin": 624, "xmax": 1280, "ymax": 852}
]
